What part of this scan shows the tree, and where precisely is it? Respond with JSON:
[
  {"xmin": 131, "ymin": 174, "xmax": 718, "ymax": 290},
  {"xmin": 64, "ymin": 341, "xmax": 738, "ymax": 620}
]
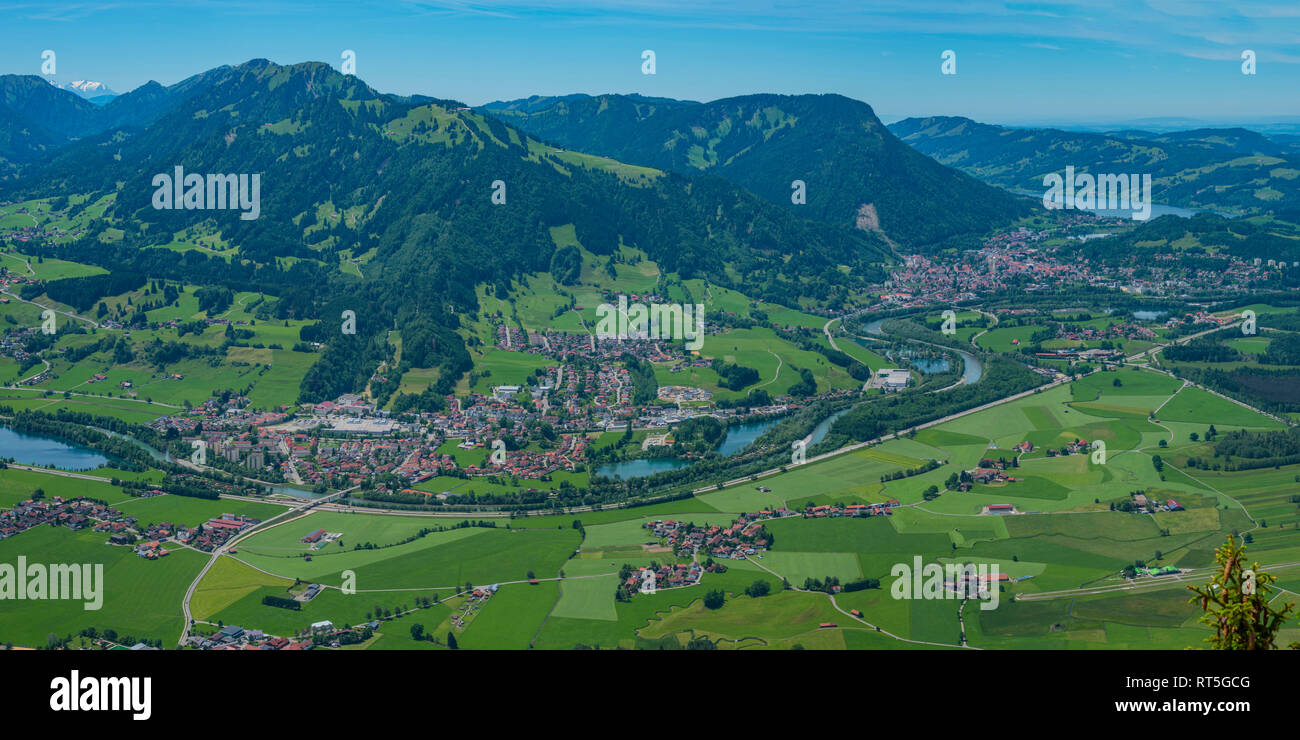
[
  {"xmin": 745, "ymin": 580, "xmax": 771, "ymax": 598},
  {"xmin": 1186, "ymin": 535, "xmax": 1298, "ymax": 650},
  {"xmin": 703, "ymin": 589, "xmax": 726, "ymax": 610},
  {"xmin": 446, "ymin": 632, "xmax": 459, "ymax": 650},
  {"xmin": 410, "ymin": 623, "xmax": 425, "ymax": 641}
]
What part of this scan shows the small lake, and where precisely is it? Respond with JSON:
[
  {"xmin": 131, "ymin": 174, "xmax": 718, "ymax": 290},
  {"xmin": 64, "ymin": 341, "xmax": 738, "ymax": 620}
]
[
  {"xmin": 1133, "ymin": 310, "xmax": 1167, "ymax": 321},
  {"xmin": 594, "ymin": 456, "xmax": 690, "ymax": 480},
  {"xmin": 596, "ymin": 415, "xmax": 782, "ymax": 479},
  {"xmin": 715, "ymin": 418, "xmax": 780, "ymax": 456},
  {"xmin": 1011, "ymin": 188, "xmax": 1232, "ymax": 219},
  {"xmin": 0, "ymin": 425, "xmax": 108, "ymax": 471},
  {"xmin": 909, "ymin": 357, "xmax": 951, "ymax": 374},
  {"xmin": 860, "ymin": 331, "xmax": 983, "ymax": 387}
]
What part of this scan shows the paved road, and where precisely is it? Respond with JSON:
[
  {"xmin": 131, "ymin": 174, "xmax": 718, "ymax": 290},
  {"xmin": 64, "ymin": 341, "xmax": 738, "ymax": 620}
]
[
  {"xmin": 692, "ymin": 368, "xmax": 1084, "ymax": 494},
  {"xmin": 1017, "ymin": 560, "xmax": 1300, "ymax": 601},
  {"xmin": 178, "ymin": 487, "xmax": 355, "ymax": 646},
  {"xmin": 743, "ymin": 552, "xmax": 974, "ymax": 649}
]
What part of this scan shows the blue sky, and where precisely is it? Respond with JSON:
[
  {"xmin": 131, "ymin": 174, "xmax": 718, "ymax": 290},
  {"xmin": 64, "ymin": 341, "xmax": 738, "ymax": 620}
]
[{"xmin": 3, "ymin": 1, "xmax": 1298, "ymax": 125}]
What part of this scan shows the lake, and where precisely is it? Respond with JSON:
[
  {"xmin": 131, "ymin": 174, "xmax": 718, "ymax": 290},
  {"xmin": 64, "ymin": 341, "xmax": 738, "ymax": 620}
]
[
  {"xmin": 715, "ymin": 417, "xmax": 780, "ymax": 456},
  {"xmin": 593, "ymin": 456, "xmax": 691, "ymax": 480},
  {"xmin": 909, "ymin": 357, "xmax": 951, "ymax": 374},
  {"xmin": 595, "ymin": 415, "xmax": 781, "ymax": 479},
  {"xmin": 0, "ymin": 425, "xmax": 109, "ymax": 471}
]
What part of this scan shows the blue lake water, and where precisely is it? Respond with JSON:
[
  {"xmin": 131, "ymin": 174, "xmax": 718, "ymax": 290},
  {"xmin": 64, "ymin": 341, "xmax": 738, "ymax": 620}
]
[
  {"xmin": 596, "ymin": 416, "xmax": 781, "ymax": 479},
  {"xmin": 909, "ymin": 357, "xmax": 951, "ymax": 374},
  {"xmin": 594, "ymin": 456, "xmax": 691, "ymax": 480},
  {"xmin": 715, "ymin": 418, "xmax": 780, "ymax": 456},
  {"xmin": 0, "ymin": 425, "xmax": 109, "ymax": 470}
]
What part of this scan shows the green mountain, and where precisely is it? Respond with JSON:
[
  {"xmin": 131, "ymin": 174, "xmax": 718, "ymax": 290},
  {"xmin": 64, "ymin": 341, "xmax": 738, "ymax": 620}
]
[
  {"xmin": 481, "ymin": 93, "xmax": 1030, "ymax": 250},
  {"xmin": 0, "ymin": 75, "xmax": 102, "ymax": 174},
  {"xmin": 0, "ymin": 70, "xmax": 228, "ymax": 175},
  {"xmin": 889, "ymin": 116, "xmax": 1300, "ymax": 221},
  {"xmin": 5, "ymin": 59, "xmax": 892, "ymax": 402}
]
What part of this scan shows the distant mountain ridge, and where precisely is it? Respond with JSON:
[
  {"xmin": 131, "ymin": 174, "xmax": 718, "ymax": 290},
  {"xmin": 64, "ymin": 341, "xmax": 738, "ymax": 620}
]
[
  {"xmin": 481, "ymin": 92, "xmax": 1031, "ymax": 249},
  {"xmin": 889, "ymin": 115, "xmax": 1300, "ymax": 220}
]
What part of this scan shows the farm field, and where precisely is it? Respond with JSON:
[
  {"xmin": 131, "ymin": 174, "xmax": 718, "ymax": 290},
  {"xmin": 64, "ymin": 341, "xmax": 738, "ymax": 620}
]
[
  {"xmin": 0, "ymin": 524, "xmax": 206, "ymax": 648},
  {"xmin": 3, "ymin": 368, "xmax": 1295, "ymax": 652}
]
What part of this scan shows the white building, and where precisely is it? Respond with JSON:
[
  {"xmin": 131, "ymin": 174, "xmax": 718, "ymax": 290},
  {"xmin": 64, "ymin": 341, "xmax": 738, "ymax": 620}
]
[
  {"xmin": 877, "ymin": 368, "xmax": 911, "ymax": 390},
  {"xmin": 493, "ymin": 385, "xmax": 522, "ymax": 401}
]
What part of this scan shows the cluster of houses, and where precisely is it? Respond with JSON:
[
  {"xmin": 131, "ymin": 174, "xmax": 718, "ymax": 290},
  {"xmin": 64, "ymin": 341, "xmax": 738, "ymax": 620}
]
[
  {"xmin": 1045, "ymin": 439, "xmax": 1092, "ymax": 458},
  {"xmin": 188, "ymin": 624, "xmax": 314, "ymax": 651},
  {"xmin": 1131, "ymin": 492, "xmax": 1183, "ymax": 513},
  {"xmin": 967, "ymin": 455, "xmax": 1024, "ymax": 486},
  {"xmin": 645, "ymin": 514, "xmax": 779, "ymax": 560},
  {"xmin": 0, "ymin": 493, "xmax": 258, "ymax": 555},
  {"xmin": 451, "ymin": 584, "xmax": 497, "ymax": 630},
  {"xmin": 1033, "ymin": 347, "xmax": 1124, "ymax": 363},
  {"xmin": 1053, "ymin": 322, "xmax": 1156, "ymax": 343},
  {"xmin": 624, "ymin": 561, "xmax": 706, "ymax": 593},
  {"xmin": 0, "ymin": 496, "xmax": 130, "ymax": 541},
  {"xmin": 462, "ymin": 433, "xmax": 589, "ymax": 480},
  {"xmin": 802, "ymin": 501, "xmax": 899, "ymax": 518},
  {"xmin": 133, "ymin": 540, "xmax": 171, "ymax": 559},
  {"xmin": 183, "ymin": 513, "xmax": 261, "ymax": 551},
  {"xmin": 496, "ymin": 321, "xmax": 676, "ymax": 365}
]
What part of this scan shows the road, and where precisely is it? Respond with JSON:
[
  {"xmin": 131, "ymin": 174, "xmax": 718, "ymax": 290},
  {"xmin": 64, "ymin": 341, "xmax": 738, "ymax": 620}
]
[
  {"xmin": 1016, "ymin": 560, "xmax": 1300, "ymax": 601},
  {"xmin": 743, "ymin": 551, "xmax": 975, "ymax": 649},
  {"xmin": 178, "ymin": 486, "xmax": 355, "ymax": 645},
  {"xmin": 0, "ymin": 288, "xmax": 102, "ymax": 330},
  {"xmin": 692, "ymin": 367, "xmax": 1083, "ymax": 494}
]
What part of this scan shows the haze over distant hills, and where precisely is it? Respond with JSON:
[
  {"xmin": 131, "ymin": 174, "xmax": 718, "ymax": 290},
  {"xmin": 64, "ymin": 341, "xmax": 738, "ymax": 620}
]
[{"xmin": 889, "ymin": 116, "xmax": 1300, "ymax": 220}]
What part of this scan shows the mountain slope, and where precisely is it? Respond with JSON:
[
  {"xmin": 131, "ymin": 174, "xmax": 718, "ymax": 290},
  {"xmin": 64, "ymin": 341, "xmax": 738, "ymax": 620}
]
[
  {"xmin": 483, "ymin": 93, "xmax": 1030, "ymax": 249},
  {"xmin": 890, "ymin": 116, "xmax": 1300, "ymax": 220},
  {"xmin": 7, "ymin": 60, "xmax": 894, "ymax": 400}
]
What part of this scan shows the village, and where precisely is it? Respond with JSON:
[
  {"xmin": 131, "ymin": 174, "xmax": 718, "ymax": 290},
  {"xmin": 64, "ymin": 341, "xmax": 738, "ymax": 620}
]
[{"xmin": 0, "ymin": 493, "xmax": 260, "ymax": 554}]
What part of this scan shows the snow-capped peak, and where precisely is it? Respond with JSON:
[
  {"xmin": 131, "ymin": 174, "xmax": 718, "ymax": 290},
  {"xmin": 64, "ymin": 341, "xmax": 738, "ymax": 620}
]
[{"xmin": 58, "ymin": 80, "xmax": 118, "ymax": 98}]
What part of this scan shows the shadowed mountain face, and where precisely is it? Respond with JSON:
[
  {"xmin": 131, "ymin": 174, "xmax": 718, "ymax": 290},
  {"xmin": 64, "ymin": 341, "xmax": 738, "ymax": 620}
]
[
  {"xmin": 482, "ymin": 93, "xmax": 1031, "ymax": 250},
  {"xmin": 0, "ymin": 70, "xmax": 233, "ymax": 175},
  {"xmin": 889, "ymin": 116, "xmax": 1300, "ymax": 221}
]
